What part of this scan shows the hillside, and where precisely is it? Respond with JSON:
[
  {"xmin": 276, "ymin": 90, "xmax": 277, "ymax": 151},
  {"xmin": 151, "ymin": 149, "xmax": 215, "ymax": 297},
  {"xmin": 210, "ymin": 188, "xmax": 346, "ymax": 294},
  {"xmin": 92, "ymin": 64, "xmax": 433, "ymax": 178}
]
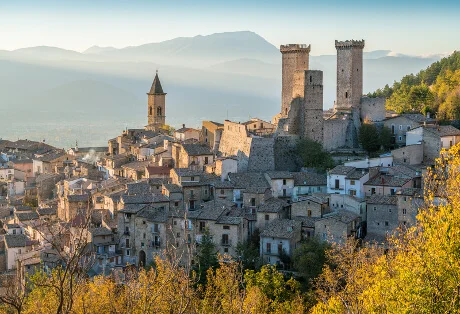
[{"xmin": 369, "ymin": 51, "xmax": 460, "ymax": 118}]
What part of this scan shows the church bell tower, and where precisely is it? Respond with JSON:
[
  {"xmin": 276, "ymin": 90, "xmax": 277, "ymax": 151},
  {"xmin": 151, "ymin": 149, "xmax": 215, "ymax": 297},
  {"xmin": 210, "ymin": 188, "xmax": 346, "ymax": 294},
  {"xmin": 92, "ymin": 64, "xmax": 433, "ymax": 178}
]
[{"xmin": 147, "ymin": 71, "xmax": 166, "ymax": 128}]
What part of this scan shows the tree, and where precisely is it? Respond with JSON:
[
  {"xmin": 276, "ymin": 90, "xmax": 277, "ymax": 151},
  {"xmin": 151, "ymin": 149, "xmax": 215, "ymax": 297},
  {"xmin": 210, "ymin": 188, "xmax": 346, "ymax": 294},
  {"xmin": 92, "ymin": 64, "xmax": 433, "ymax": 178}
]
[
  {"xmin": 195, "ymin": 229, "xmax": 218, "ymax": 285},
  {"xmin": 359, "ymin": 124, "xmax": 380, "ymax": 153},
  {"xmin": 296, "ymin": 138, "xmax": 334, "ymax": 171},
  {"xmin": 312, "ymin": 144, "xmax": 460, "ymax": 312},
  {"xmin": 235, "ymin": 229, "xmax": 260, "ymax": 270},
  {"xmin": 379, "ymin": 126, "xmax": 393, "ymax": 151},
  {"xmin": 292, "ymin": 237, "xmax": 330, "ymax": 287}
]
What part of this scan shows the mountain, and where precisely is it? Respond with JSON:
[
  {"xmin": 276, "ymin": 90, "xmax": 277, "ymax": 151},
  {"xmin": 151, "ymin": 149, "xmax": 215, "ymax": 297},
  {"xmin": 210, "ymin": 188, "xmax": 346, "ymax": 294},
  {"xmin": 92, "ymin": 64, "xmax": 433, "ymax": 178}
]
[
  {"xmin": 79, "ymin": 31, "xmax": 279, "ymax": 67},
  {"xmin": 83, "ymin": 46, "xmax": 117, "ymax": 54},
  {"xmin": 0, "ymin": 31, "xmax": 449, "ymax": 147}
]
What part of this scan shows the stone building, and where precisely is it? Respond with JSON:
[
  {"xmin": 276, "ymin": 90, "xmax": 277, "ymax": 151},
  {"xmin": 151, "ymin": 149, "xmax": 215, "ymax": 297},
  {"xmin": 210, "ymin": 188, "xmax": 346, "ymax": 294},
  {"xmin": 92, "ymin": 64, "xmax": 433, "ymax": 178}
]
[
  {"xmin": 315, "ymin": 210, "xmax": 361, "ymax": 244},
  {"xmin": 201, "ymin": 121, "xmax": 224, "ymax": 152},
  {"xmin": 147, "ymin": 72, "xmax": 166, "ymax": 130},
  {"xmin": 172, "ymin": 143, "xmax": 214, "ymax": 171},
  {"xmin": 260, "ymin": 219, "xmax": 301, "ymax": 266},
  {"xmin": 366, "ymin": 195, "xmax": 398, "ymax": 240},
  {"xmin": 272, "ymin": 40, "xmax": 386, "ymax": 152},
  {"xmin": 383, "ymin": 113, "xmax": 434, "ymax": 147}
]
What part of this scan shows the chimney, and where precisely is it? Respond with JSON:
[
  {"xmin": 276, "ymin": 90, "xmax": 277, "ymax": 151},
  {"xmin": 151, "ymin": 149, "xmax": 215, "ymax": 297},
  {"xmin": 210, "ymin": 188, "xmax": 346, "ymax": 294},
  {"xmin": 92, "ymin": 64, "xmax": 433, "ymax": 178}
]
[{"xmin": 182, "ymin": 124, "xmax": 185, "ymax": 129}]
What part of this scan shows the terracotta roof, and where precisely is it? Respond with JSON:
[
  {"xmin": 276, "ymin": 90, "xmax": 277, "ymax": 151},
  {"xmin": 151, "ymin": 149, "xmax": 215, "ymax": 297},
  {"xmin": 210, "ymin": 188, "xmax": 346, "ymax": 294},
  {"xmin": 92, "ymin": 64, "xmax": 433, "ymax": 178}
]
[
  {"xmin": 148, "ymin": 72, "xmax": 165, "ymax": 95},
  {"xmin": 146, "ymin": 165, "xmax": 171, "ymax": 176}
]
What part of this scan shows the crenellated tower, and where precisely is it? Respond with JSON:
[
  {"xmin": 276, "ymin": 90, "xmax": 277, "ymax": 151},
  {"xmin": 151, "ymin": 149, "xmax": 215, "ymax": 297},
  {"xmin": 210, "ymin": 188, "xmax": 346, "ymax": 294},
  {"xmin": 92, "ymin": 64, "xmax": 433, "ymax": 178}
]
[
  {"xmin": 147, "ymin": 71, "xmax": 166, "ymax": 128},
  {"xmin": 280, "ymin": 44, "xmax": 311, "ymax": 117},
  {"xmin": 334, "ymin": 40, "xmax": 365, "ymax": 111}
]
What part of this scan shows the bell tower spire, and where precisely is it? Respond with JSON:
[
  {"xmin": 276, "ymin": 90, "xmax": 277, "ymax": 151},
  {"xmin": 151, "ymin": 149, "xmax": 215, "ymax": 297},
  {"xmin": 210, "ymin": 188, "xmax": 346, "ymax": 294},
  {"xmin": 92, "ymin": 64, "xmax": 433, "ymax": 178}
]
[{"xmin": 147, "ymin": 70, "xmax": 166, "ymax": 129}]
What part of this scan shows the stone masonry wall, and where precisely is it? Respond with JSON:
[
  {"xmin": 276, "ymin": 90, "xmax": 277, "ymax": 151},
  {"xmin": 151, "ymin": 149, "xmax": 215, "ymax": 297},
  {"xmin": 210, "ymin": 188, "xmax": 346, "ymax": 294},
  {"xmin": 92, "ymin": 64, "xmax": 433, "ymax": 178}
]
[
  {"xmin": 323, "ymin": 119, "xmax": 349, "ymax": 151},
  {"xmin": 360, "ymin": 96, "xmax": 385, "ymax": 123}
]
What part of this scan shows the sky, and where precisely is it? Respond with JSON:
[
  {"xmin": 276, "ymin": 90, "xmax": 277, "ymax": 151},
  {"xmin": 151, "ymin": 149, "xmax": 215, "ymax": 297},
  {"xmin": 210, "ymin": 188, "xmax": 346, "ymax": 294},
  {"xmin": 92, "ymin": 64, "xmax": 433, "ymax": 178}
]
[{"xmin": 1, "ymin": 0, "xmax": 459, "ymax": 56}]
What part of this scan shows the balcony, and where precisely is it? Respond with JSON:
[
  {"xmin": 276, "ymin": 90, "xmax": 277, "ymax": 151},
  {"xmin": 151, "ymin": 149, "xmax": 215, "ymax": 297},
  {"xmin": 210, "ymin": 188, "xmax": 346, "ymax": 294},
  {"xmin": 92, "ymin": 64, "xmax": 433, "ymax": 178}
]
[
  {"xmin": 221, "ymin": 239, "xmax": 232, "ymax": 247},
  {"xmin": 329, "ymin": 185, "xmax": 344, "ymax": 191}
]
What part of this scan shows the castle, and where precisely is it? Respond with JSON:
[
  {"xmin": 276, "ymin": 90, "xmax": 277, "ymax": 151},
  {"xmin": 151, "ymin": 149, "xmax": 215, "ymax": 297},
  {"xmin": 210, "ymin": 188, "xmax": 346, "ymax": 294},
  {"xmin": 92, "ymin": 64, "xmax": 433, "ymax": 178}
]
[
  {"xmin": 142, "ymin": 40, "xmax": 386, "ymax": 172},
  {"xmin": 275, "ymin": 40, "xmax": 386, "ymax": 151}
]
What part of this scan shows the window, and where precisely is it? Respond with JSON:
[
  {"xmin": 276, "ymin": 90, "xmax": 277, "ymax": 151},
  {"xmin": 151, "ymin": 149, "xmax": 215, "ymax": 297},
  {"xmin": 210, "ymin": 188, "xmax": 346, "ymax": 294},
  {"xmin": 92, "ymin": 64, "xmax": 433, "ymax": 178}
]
[
  {"xmin": 265, "ymin": 214, "xmax": 269, "ymax": 221},
  {"xmin": 403, "ymin": 208, "xmax": 407, "ymax": 215},
  {"xmin": 350, "ymin": 180, "xmax": 355, "ymax": 185},
  {"xmin": 385, "ymin": 221, "xmax": 389, "ymax": 226},
  {"xmin": 399, "ymin": 125, "xmax": 402, "ymax": 130},
  {"xmin": 398, "ymin": 136, "xmax": 402, "ymax": 141},
  {"xmin": 391, "ymin": 125, "xmax": 395, "ymax": 134},
  {"xmin": 190, "ymin": 190, "xmax": 194, "ymax": 197},
  {"xmin": 345, "ymin": 92, "xmax": 348, "ymax": 98},
  {"xmin": 222, "ymin": 234, "xmax": 229, "ymax": 245},
  {"xmin": 389, "ymin": 208, "xmax": 392, "ymax": 213},
  {"xmin": 153, "ymin": 224, "xmax": 159, "ymax": 233},
  {"xmin": 373, "ymin": 206, "xmax": 377, "ymax": 211},
  {"xmin": 176, "ymin": 232, "xmax": 180, "ymax": 238},
  {"xmin": 307, "ymin": 210, "xmax": 312, "ymax": 217},
  {"xmin": 310, "ymin": 75, "xmax": 312, "ymax": 83},
  {"xmin": 278, "ymin": 243, "xmax": 283, "ymax": 254},
  {"xmin": 223, "ymin": 225, "xmax": 230, "ymax": 230},
  {"xmin": 143, "ymin": 233, "xmax": 146, "ymax": 239},
  {"xmin": 190, "ymin": 176, "xmax": 195, "ymax": 181},
  {"xmin": 143, "ymin": 220, "xmax": 146, "ymax": 224},
  {"xmin": 157, "ymin": 106, "xmax": 162, "ymax": 116},
  {"xmin": 335, "ymin": 179, "xmax": 340, "ymax": 189},
  {"xmin": 174, "ymin": 201, "xmax": 179, "ymax": 207},
  {"xmin": 220, "ymin": 189, "xmax": 225, "ymax": 195},
  {"xmin": 266, "ymin": 243, "xmax": 271, "ymax": 253},
  {"xmin": 407, "ymin": 125, "xmax": 411, "ymax": 131},
  {"xmin": 204, "ymin": 157, "xmax": 209, "ymax": 164},
  {"xmin": 126, "ymin": 249, "xmax": 130, "ymax": 256},
  {"xmin": 390, "ymin": 189, "xmax": 396, "ymax": 195},
  {"xmin": 141, "ymin": 242, "xmax": 144, "ymax": 248},
  {"xmin": 173, "ymin": 220, "xmax": 177, "ymax": 225},
  {"xmin": 283, "ymin": 189, "xmax": 287, "ymax": 197},
  {"xmin": 199, "ymin": 221, "xmax": 206, "ymax": 231},
  {"xmin": 205, "ymin": 129, "xmax": 208, "ymax": 135},
  {"xmin": 349, "ymin": 190, "xmax": 356, "ymax": 196},
  {"xmin": 371, "ymin": 188, "xmax": 376, "ymax": 195},
  {"xmin": 189, "ymin": 200, "xmax": 195, "ymax": 210},
  {"xmin": 149, "ymin": 107, "xmax": 152, "ymax": 115},
  {"xmin": 283, "ymin": 179, "xmax": 286, "ymax": 185},
  {"xmin": 125, "ymin": 239, "xmax": 130, "ymax": 247}
]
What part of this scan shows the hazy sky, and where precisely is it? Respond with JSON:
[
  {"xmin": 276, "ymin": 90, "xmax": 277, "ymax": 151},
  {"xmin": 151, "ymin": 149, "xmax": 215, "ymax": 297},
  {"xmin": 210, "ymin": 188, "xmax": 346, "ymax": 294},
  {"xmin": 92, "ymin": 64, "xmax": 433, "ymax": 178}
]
[{"xmin": 1, "ymin": 0, "xmax": 459, "ymax": 55}]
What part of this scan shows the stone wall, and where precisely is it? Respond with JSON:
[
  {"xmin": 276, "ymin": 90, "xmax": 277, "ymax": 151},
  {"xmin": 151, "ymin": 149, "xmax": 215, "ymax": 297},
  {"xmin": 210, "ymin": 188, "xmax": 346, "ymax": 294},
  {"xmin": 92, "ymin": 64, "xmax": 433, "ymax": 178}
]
[
  {"xmin": 391, "ymin": 144, "xmax": 423, "ymax": 165},
  {"xmin": 335, "ymin": 40, "xmax": 364, "ymax": 110},
  {"xmin": 360, "ymin": 96, "xmax": 385, "ymax": 123},
  {"xmin": 218, "ymin": 121, "xmax": 275, "ymax": 172},
  {"xmin": 366, "ymin": 201, "xmax": 398, "ymax": 238},
  {"xmin": 274, "ymin": 135, "xmax": 301, "ymax": 171},
  {"xmin": 323, "ymin": 119, "xmax": 349, "ymax": 151},
  {"xmin": 280, "ymin": 44, "xmax": 311, "ymax": 118}
]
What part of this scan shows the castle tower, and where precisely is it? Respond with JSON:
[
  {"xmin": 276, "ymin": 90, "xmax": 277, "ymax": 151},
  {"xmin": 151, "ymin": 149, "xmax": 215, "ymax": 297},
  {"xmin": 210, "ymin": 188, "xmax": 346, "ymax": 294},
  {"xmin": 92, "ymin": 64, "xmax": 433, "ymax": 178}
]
[
  {"xmin": 280, "ymin": 44, "xmax": 311, "ymax": 117},
  {"xmin": 291, "ymin": 70, "xmax": 324, "ymax": 142},
  {"xmin": 147, "ymin": 71, "xmax": 166, "ymax": 128},
  {"xmin": 335, "ymin": 40, "xmax": 365, "ymax": 111}
]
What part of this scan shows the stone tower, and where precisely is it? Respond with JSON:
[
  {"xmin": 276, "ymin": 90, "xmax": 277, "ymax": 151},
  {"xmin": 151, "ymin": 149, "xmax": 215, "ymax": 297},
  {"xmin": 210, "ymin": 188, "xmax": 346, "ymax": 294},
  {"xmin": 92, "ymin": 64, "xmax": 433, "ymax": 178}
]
[
  {"xmin": 335, "ymin": 40, "xmax": 365, "ymax": 111},
  {"xmin": 289, "ymin": 70, "xmax": 324, "ymax": 142},
  {"xmin": 147, "ymin": 71, "xmax": 166, "ymax": 128},
  {"xmin": 280, "ymin": 44, "xmax": 311, "ymax": 117}
]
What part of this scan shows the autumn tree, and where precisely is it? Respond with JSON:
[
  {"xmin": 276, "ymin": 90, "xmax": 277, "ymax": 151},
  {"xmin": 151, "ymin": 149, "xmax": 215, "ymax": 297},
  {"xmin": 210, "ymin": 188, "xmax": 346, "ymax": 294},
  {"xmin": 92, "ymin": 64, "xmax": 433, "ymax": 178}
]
[{"xmin": 312, "ymin": 144, "xmax": 460, "ymax": 313}]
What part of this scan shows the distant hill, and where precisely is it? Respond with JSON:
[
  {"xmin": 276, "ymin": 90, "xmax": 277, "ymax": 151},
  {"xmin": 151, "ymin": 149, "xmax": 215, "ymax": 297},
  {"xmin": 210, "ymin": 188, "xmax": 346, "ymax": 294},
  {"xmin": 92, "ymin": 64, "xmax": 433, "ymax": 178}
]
[
  {"xmin": 368, "ymin": 51, "xmax": 460, "ymax": 118},
  {"xmin": 0, "ymin": 31, "xmax": 449, "ymax": 147}
]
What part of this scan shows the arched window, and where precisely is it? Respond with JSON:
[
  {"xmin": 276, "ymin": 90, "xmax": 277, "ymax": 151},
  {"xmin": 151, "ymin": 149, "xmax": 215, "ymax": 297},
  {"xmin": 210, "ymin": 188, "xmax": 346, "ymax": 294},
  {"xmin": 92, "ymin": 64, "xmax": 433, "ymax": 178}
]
[
  {"xmin": 149, "ymin": 107, "xmax": 153, "ymax": 115},
  {"xmin": 157, "ymin": 106, "xmax": 162, "ymax": 116},
  {"xmin": 345, "ymin": 92, "xmax": 348, "ymax": 98}
]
